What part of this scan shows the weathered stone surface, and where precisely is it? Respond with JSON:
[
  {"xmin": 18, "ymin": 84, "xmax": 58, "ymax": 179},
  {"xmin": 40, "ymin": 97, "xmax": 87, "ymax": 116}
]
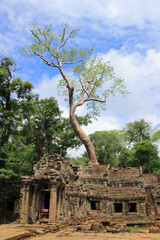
[
  {"xmin": 149, "ymin": 227, "xmax": 160, "ymax": 233},
  {"xmin": 90, "ymin": 222, "xmax": 104, "ymax": 232},
  {"xmin": 19, "ymin": 153, "xmax": 160, "ymax": 225}
]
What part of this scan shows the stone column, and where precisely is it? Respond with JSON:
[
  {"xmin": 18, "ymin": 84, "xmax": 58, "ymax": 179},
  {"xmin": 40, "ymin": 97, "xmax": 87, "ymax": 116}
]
[
  {"xmin": 21, "ymin": 187, "xmax": 26, "ymax": 214},
  {"xmin": 25, "ymin": 187, "xmax": 30, "ymax": 223},
  {"xmin": 21, "ymin": 186, "xmax": 30, "ymax": 223},
  {"xmin": 49, "ymin": 186, "xmax": 57, "ymax": 222},
  {"xmin": 30, "ymin": 186, "xmax": 36, "ymax": 223},
  {"xmin": 56, "ymin": 188, "xmax": 61, "ymax": 219}
]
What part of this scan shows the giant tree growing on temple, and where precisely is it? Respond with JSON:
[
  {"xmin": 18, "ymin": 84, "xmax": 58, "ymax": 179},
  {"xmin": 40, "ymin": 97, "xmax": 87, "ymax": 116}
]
[{"xmin": 20, "ymin": 24, "xmax": 127, "ymax": 165}]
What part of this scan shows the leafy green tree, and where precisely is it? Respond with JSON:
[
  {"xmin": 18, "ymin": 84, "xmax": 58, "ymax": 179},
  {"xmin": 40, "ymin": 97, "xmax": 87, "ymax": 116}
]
[
  {"xmin": 123, "ymin": 119, "xmax": 152, "ymax": 148},
  {"xmin": 132, "ymin": 140, "xmax": 160, "ymax": 173},
  {"xmin": 30, "ymin": 97, "xmax": 61, "ymax": 160},
  {"xmin": 0, "ymin": 57, "xmax": 36, "ymax": 222},
  {"xmin": 20, "ymin": 23, "xmax": 127, "ymax": 165},
  {"xmin": 89, "ymin": 130, "xmax": 123, "ymax": 165},
  {"xmin": 152, "ymin": 130, "xmax": 160, "ymax": 143},
  {"xmin": 71, "ymin": 155, "xmax": 88, "ymax": 165},
  {"xmin": 118, "ymin": 147, "xmax": 134, "ymax": 168},
  {"xmin": 0, "ymin": 57, "xmax": 34, "ymax": 168},
  {"xmin": 78, "ymin": 119, "xmax": 160, "ymax": 171},
  {"xmin": 21, "ymin": 97, "xmax": 91, "ymax": 160}
]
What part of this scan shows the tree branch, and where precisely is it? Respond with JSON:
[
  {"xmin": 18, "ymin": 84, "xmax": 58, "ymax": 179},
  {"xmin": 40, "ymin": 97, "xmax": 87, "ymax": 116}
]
[
  {"xmin": 57, "ymin": 26, "xmax": 66, "ymax": 50},
  {"xmin": 84, "ymin": 97, "xmax": 106, "ymax": 103},
  {"xmin": 58, "ymin": 29, "xmax": 79, "ymax": 50},
  {"xmin": 61, "ymin": 59, "xmax": 82, "ymax": 65},
  {"xmin": 30, "ymin": 29, "xmax": 57, "ymax": 60},
  {"xmin": 88, "ymin": 80, "xmax": 98, "ymax": 98},
  {"xmin": 34, "ymin": 51, "xmax": 58, "ymax": 68}
]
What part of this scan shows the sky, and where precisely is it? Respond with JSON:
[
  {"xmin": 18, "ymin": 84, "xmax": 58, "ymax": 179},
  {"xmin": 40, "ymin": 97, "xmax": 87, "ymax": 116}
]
[{"xmin": 1, "ymin": 0, "xmax": 160, "ymax": 156}]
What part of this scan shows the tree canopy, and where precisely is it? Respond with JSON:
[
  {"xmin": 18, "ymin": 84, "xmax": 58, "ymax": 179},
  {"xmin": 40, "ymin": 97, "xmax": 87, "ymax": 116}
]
[
  {"xmin": 89, "ymin": 130, "xmax": 123, "ymax": 166},
  {"xmin": 19, "ymin": 23, "xmax": 128, "ymax": 165},
  {"xmin": 75, "ymin": 119, "xmax": 160, "ymax": 173},
  {"xmin": 0, "ymin": 57, "xmax": 92, "ymax": 211}
]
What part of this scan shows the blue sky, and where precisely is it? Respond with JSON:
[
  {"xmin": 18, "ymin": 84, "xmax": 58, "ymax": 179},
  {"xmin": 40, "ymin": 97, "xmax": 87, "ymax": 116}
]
[{"xmin": 1, "ymin": 0, "xmax": 160, "ymax": 156}]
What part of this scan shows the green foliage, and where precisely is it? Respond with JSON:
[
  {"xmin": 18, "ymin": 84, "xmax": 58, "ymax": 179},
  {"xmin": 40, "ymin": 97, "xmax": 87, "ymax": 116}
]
[
  {"xmin": 71, "ymin": 156, "xmax": 88, "ymax": 165},
  {"xmin": 58, "ymin": 57, "xmax": 127, "ymax": 117},
  {"xmin": 31, "ymin": 97, "xmax": 61, "ymax": 159},
  {"xmin": 19, "ymin": 23, "xmax": 92, "ymax": 65},
  {"xmin": 152, "ymin": 130, "xmax": 160, "ymax": 143},
  {"xmin": 89, "ymin": 130, "xmax": 123, "ymax": 165},
  {"xmin": 118, "ymin": 147, "xmax": 134, "ymax": 168},
  {"xmin": 77, "ymin": 118, "xmax": 160, "ymax": 173},
  {"xmin": 132, "ymin": 140, "xmax": 160, "ymax": 173},
  {"xmin": 0, "ymin": 56, "xmax": 36, "ymax": 207},
  {"xmin": 0, "ymin": 142, "xmax": 37, "ymax": 179},
  {"xmin": 0, "ymin": 56, "xmax": 93, "ymax": 209},
  {"xmin": 123, "ymin": 119, "xmax": 152, "ymax": 146},
  {"xmin": 0, "ymin": 57, "xmax": 35, "ymax": 149}
]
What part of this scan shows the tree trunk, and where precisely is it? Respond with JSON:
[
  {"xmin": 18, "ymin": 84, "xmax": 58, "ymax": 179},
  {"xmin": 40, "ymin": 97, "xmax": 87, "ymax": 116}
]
[{"xmin": 70, "ymin": 104, "xmax": 99, "ymax": 166}]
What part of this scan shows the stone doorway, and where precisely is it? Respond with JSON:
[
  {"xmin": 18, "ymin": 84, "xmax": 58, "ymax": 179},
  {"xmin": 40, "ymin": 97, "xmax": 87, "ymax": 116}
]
[
  {"xmin": 44, "ymin": 191, "xmax": 50, "ymax": 210},
  {"xmin": 35, "ymin": 190, "xmax": 50, "ymax": 220}
]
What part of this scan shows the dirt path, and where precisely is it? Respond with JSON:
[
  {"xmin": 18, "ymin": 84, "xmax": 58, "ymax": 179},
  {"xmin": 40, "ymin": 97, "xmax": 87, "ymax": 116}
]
[
  {"xmin": 1, "ymin": 223, "xmax": 160, "ymax": 240},
  {"xmin": 29, "ymin": 231, "xmax": 160, "ymax": 240}
]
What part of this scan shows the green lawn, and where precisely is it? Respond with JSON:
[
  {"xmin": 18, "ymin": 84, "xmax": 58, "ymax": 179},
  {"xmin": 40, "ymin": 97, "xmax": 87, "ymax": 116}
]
[{"xmin": 127, "ymin": 226, "xmax": 150, "ymax": 232}]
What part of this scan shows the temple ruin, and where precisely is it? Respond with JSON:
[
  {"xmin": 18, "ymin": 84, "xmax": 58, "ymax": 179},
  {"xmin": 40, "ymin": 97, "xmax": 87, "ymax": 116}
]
[{"xmin": 20, "ymin": 153, "xmax": 160, "ymax": 224}]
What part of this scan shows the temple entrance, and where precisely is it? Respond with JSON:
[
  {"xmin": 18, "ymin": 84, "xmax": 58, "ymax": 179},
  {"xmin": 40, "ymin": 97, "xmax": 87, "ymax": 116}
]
[
  {"xmin": 35, "ymin": 190, "xmax": 50, "ymax": 220},
  {"xmin": 44, "ymin": 191, "xmax": 50, "ymax": 210}
]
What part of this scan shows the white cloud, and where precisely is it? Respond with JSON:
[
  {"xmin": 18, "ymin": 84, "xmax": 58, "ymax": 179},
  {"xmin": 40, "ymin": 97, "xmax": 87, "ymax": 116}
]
[
  {"xmin": 1, "ymin": 0, "xmax": 160, "ymax": 59},
  {"xmin": 99, "ymin": 48, "xmax": 160, "ymax": 126},
  {"xmin": 2, "ymin": 0, "xmax": 160, "ymax": 28},
  {"xmin": 35, "ymin": 74, "xmax": 60, "ymax": 99}
]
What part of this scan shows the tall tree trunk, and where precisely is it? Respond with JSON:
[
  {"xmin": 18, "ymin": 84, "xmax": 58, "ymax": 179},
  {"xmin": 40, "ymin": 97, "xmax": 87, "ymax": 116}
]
[{"xmin": 70, "ymin": 104, "xmax": 99, "ymax": 166}]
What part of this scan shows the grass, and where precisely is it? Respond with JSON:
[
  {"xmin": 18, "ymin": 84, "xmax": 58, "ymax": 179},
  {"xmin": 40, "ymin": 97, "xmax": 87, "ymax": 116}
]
[{"xmin": 127, "ymin": 226, "xmax": 150, "ymax": 232}]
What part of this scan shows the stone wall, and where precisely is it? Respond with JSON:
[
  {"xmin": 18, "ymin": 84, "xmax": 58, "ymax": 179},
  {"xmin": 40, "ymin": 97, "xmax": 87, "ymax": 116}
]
[{"xmin": 19, "ymin": 154, "xmax": 160, "ymax": 224}]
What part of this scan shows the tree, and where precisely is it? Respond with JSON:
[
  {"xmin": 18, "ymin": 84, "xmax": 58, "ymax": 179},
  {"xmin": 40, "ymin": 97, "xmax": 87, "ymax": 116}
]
[
  {"xmin": 21, "ymin": 96, "xmax": 92, "ymax": 160},
  {"xmin": 152, "ymin": 130, "xmax": 160, "ymax": 143},
  {"xmin": 0, "ymin": 57, "xmax": 36, "ymax": 223},
  {"xmin": 55, "ymin": 114, "xmax": 92, "ymax": 157},
  {"xmin": 89, "ymin": 130, "xmax": 123, "ymax": 166},
  {"xmin": 132, "ymin": 140, "xmax": 160, "ymax": 173},
  {"xmin": 123, "ymin": 119, "xmax": 152, "ymax": 148},
  {"xmin": 20, "ymin": 23, "xmax": 127, "ymax": 165},
  {"xmin": 0, "ymin": 57, "xmax": 34, "ymax": 168},
  {"xmin": 118, "ymin": 147, "xmax": 134, "ymax": 168},
  {"xmin": 0, "ymin": 56, "xmax": 35, "ymax": 176},
  {"xmin": 29, "ymin": 97, "xmax": 61, "ymax": 160}
]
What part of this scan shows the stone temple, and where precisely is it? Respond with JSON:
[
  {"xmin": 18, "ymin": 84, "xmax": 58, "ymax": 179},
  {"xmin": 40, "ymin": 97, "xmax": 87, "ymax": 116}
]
[{"xmin": 20, "ymin": 153, "xmax": 160, "ymax": 224}]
